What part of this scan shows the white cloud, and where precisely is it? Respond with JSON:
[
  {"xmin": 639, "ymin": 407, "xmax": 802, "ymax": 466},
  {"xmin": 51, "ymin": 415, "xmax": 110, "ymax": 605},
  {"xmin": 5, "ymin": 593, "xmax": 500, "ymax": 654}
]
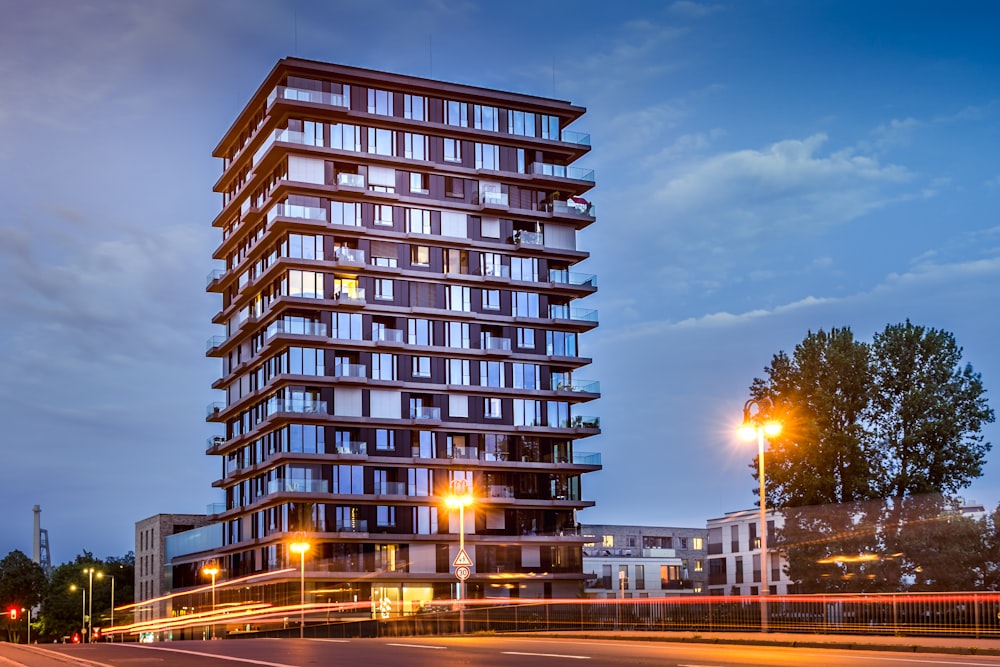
[{"xmin": 667, "ymin": 1, "xmax": 724, "ymax": 19}]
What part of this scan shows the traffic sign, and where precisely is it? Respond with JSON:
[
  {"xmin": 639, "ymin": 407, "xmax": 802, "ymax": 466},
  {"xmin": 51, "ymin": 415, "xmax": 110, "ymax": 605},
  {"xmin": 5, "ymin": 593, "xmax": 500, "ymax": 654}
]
[
  {"xmin": 455, "ymin": 565, "xmax": 471, "ymax": 581},
  {"xmin": 452, "ymin": 548, "xmax": 473, "ymax": 567}
]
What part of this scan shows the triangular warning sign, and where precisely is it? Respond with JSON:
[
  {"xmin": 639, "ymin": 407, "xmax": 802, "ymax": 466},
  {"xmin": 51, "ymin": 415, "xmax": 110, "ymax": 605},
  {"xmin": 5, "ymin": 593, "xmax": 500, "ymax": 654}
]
[{"xmin": 452, "ymin": 548, "xmax": 473, "ymax": 567}]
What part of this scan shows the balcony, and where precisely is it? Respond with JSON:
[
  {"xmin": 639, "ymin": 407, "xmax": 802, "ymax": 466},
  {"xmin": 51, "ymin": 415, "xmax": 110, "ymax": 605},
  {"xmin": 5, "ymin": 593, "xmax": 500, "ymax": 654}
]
[
  {"xmin": 476, "ymin": 191, "xmax": 509, "ymax": 208},
  {"xmin": 333, "ymin": 247, "xmax": 365, "ymax": 264},
  {"xmin": 206, "ymin": 269, "xmax": 225, "ymax": 287},
  {"xmin": 334, "ymin": 440, "xmax": 367, "ymax": 455},
  {"xmin": 267, "ymin": 479, "xmax": 329, "ymax": 494},
  {"xmin": 206, "ymin": 435, "xmax": 227, "ymax": 451},
  {"xmin": 549, "ymin": 270, "xmax": 597, "ymax": 288},
  {"xmin": 206, "ymin": 335, "xmax": 226, "ymax": 352},
  {"xmin": 267, "ymin": 85, "xmax": 348, "ymax": 110},
  {"xmin": 488, "ymin": 485, "xmax": 516, "ymax": 499},
  {"xmin": 374, "ymin": 482, "xmax": 407, "ymax": 496},
  {"xmin": 334, "ymin": 287, "xmax": 366, "ymax": 306},
  {"xmin": 267, "ymin": 202, "xmax": 327, "ymax": 224},
  {"xmin": 549, "ymin": 306, "xmax": 598, "ymax": 323},
  {"xmin": 335, "ymin": 520, "xmax": 368, "ymax": 533},
  {"xmin": 265, "ymin": 320, "xmax": 327, "ymax": 339},
  {"xmin": 334, "ymin": 362, "xmax": 366, "ymax": 378},
  {"xmin": 572, "ymin": 415, "xmax": 600, "ymax": 429},
  {"xmin": 555, "ymin": 379, "xmax": 601, "ymax": 394},
  {"xmin": 374, "ymin": 328, "xmax": 404, "ymax": 344},
  {"xmin": 337, "ymin": 173, "xmax": 365, "ymax": 188},
  {"xmin": 513, "ymin": 230, "xmax": 543, "ymax": 246},
  {"xmin": 267, "ymin": 397, "xmax": 327, "ymax": 414},
  {"xmin": 530, "ymin": 162, "xmax": 595, "ymax": 182},
  {"xmin": 410, "ymin": 406, "xmax": 441, "ymax": 421},
  {"xmin": 560, "ymin": 129, "xmax": 591, "ymax": 146},
  {"xmin": 550, "ymin": 199, "xmax": 596, "ymax": 218},
  {"xmin": 572, "ymin": 451, "xmax": 602, "ymax": 466},
  {"xmin": 482, "ymin": 264, "xmax": 510, "ymax": 279},
  {"xmin": 483, "ymin": 337, "xmax": 512, "ymax": 353},
  {"xmin": 206, "ymin": 402, "xmax": 225, "ymax": 418},
  {"xmin": 452, "ymin": 446, "xmax": 479, "ymax": 461}
]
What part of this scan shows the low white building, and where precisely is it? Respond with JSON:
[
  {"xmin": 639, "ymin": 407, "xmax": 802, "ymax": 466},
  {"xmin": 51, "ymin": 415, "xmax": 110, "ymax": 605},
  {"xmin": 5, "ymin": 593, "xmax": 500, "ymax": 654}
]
[
  {"xmin": 705, "ymin": 509, "xmax": 792, "ymax": 596},
  {"xmin": 581, "ymin": 524, "xmax": 707, "ymax": 597}
]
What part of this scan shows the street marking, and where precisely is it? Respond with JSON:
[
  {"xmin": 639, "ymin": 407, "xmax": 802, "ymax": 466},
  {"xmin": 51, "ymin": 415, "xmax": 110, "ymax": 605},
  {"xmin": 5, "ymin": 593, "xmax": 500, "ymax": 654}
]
[
  {"xmin": 123, "ymin": 645, "xmax": 301, "ymax": 666},
  {"xmin": 0, "ymin": 656, "xmax": 30, "ymax": 667},
  {"xmin": 502, "ymin": 651, "xmax": 591, "ymax": 660},
  {"xmin": 387, "ymin": 643, "xmax": 447, "ymax": 650},
  {"xmin": 4, "ymin": 645, "xmax": 117, "ymax": 667},
  {"xmin": 309, "ymin": 638, "xmax": 350, "ymax": 642}
]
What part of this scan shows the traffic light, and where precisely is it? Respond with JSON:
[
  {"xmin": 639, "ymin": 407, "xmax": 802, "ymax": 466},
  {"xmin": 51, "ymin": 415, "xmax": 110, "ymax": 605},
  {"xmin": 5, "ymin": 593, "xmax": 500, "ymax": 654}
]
[{"xmin": 7, "ymin": 607, "xmax": 17, "ymax": 621}]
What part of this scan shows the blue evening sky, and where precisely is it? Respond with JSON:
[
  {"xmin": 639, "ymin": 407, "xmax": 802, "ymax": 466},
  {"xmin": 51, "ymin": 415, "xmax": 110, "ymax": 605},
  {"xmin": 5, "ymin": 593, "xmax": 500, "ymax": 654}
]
[{"xmin": 0, "ymin": 0, "xmax": 998, "ymax": 563}]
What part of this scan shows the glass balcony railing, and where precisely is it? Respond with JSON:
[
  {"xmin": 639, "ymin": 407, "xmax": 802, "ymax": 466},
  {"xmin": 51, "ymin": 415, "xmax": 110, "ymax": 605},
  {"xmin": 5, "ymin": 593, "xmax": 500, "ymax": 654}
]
[
  {"xmin": 374, "ymin": 482, "xmax": 407, "ymax": 496},
  {"xmin": 206, "ymin": 435, "xmax": 227, "ymax": 450},
  {"xmin": 267, "ymin": 203, "xmax": 327, "ymax": 223},
  {"xmin": 334, "ymin": 287, "xmax": 365, "ymax": 301},
  {"xmin": 477, "ymin": 191, "xmax": 509, "ymax": 207},
  {"xmin": 530, "ymin": 163, "xmax": 595, "ymax": 182},
  {"xmin": 206, "ymin": 335, "xmax": 226, "ymax": 351},
  {"xmin": 560, "ymin": 129, "xmax": 591, "ymax": 146},
  {"xmin": 375, "ymin": 328, "xmax": 403, "ymax": 343},
  {"xmin": 335, "ymin": 440, "xmax": 367, "ymax": 455},
  {"xmin": 551, "ymin": 200, "xmax": 596, "ymax": 217},
  {"xmin": 572, "ymin": 415, "xmax": 601, "ymax": 429},
  {"xmin": 337, "ymin": 173, "xmax": 365, "ymax": 188},
  {"xmin": 572, "ymin": 451, "xmax": 602, "ymax": 466},
  {"xmin": 265, "ymin": 320, "xmax": 327, "ymax": 339},
  {"xmin": 452, "ymin": 446, "xmax": 479, "ymax": 460},
  {"xmin": 335, "ymin": 520, "xmax": 368, "ymax": 533},
  {"xmin": 267, "ymin": 479, "xmax": 329, "ymax": 494},
  {"xmin": 483, "ymin": 336, "xmax": 511, "ymax": 352},
  {"xmin": 206, "ymin": 269, "xmax": 225, "ymax": 286},
  {"xmin": 334, "ymin": 247, "xmax": 365, "ymax": 263},
  {"xmin": 482, "ymin": 264, "xmax": 510, "ymax": 278},
  {"xmin": 267, "ymin": 398, "xmax": 327, "ymax": 414},
  {"xmin": 411, "ymin": 406, "xmax": 441, "ymax": 420},
  {"xmin": 267, "ymin": 85, "xmax": 349, "ymax": 109},
  {"xmin": 555, "ymin": 379, "xmax": 601, "ymax": 394},
  {"xmin": 488, "ymin": 485, "xmax": 516, "ymax": 499},
  {"xmin": 513, "ymin": 230, "xmax": 543, "ymax": 246},
  {"xmin": 334, "ymin": 363, "xmax": 367, "ymax": 378},
  {"xmin": 550, "ymin": 306, "xmax": 598, "ymax": 322},
  {"xmin": 549, "ymin": 270, "xmax": 597, "ymax": 287},
  {"xmin": 206, "ymin": 503, "xmax": 226, "ymax": 515},
  {"xmin": 206, "ymin": 402, "xmax": 225, "ymax": 417}
]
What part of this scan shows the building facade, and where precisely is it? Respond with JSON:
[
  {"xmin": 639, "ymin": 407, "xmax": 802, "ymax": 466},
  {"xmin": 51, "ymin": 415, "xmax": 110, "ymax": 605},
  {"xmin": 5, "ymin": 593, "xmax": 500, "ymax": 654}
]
[
  {"xmin": 706, "ymin": 509, "xmax": 792, "ymax": 596},
  {"xmin": 134, "ymin": 514, "xmax": 212, "ymax": 623},
  {"xmin": 581, "ymin": 524, "xmax": 708, "ymax": 597},
  {"xmin": 203, "ymin": 58, "xmax": 601, "ymax": 611}
]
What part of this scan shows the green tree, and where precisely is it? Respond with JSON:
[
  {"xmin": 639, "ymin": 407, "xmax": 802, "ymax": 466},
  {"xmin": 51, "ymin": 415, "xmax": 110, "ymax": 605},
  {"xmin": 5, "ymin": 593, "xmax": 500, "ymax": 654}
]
[
  {"xmin": 749, "ymin": 322, "xmax": 994, "ymax": 592},
  {"xmin": 0, "ymin": 550, "xmax": 46, "ymax": 642}
]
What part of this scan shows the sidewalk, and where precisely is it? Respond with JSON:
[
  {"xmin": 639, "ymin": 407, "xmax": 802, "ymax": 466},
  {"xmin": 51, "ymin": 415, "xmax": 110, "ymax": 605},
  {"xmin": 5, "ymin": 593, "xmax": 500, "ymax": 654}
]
[{"xmin": 534, "ymin": 630, "xmax": 1000, "ymax": 656}]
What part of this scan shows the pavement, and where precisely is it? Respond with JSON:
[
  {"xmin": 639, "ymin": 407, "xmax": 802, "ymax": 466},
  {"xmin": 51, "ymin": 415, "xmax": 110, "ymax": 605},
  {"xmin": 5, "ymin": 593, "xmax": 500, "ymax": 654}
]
[{"xmin": 531, "ymin": 630, "xmax": 1000, "ymax": 656}]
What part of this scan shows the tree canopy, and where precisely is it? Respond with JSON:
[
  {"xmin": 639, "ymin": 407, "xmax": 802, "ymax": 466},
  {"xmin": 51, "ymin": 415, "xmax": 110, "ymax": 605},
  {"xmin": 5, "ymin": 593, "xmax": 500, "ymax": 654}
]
[{"xmin": 748, "ymin": 321, "xmax": 995, "ymax": 592}]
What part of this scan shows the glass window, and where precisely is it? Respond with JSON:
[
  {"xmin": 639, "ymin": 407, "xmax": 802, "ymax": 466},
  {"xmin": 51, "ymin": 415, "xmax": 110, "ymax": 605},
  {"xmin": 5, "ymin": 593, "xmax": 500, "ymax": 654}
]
[
  {"xmin": 546, "ymin": 330, "xmax": 577, "ymax": 356},
  {"xmin": 445, "ymin": 100, "xmax": 468, "ymax": 127},
  {"xmin": 512, "ymin": 291, "xmax": 539, "ymax": 317},
  {"xmin": 411, "ymin": 356, "xmax": 431, "ymax": 378},
  {"xmin": 516, "ymin": 328, "xmax": 535, "ymax": 349},
  {"xmin": 511, "ymin": 257, "xmax": 538, "ymax": 282},
  {"xmin": 474, "ymin": 105, "xmax": 499, "ymax": 131},
  {"xmin": 541, "ymin": 114, "xmax": 559, "ymax": 140},
  {"xmin": 409, "ymin": 172, "xmax": 429, "ymax": 194},
  {"xmin": 484, "ymin": 397, "xmax": 502, "ymax": 419},
  {"xmin": 374, "ymin": 204, "xmax": 394, "ymax": 227},
  {"xmin": 446, "ymin": 322, "xmax": 470, "ymax": 348},
  {"xmin": 444, "ymin": 137, "xmax": 462, "ymax": 163},
  {"xmin": 512, "ymin": 363, "xmax": 539, "ymax": 389},
  {"xmin": 447, "ymin": 358, "xmax": 471, "ymax": 385},
  {"xmin": 287, "ymin": 270, "xmax": 323, "ymax": 298},
  {"xmin": 404, "ymin": 133, "xmax": 427, "ymax": 160},
  {"xmin": 367, "ymin": 127, "xmax": 395, "ymax": 156},
  {"xmin": 447, "ymin": 285, "xmax": 471, "ymax": 312},
  {"xmin": 410, "ymin": 246, "xmax": 431, "ymax": 267},
  {"xmin": 375, "ymin": 278, "xmax": 394, "ymax": 300},
  {"xmin": 406, "ymin": 208, "xmax": 432, "ymax": 234},
  {"xmin": 404, "ymin": 94, "xmax": 426, "ymax": 121},
  {"xmin": 479, "ymin": 360, "xmax": 505, "ymax": 387},
  {"xmin": 507, "ymin": 109, "xmax": 536, "ymax": 137},
  {"xmin": 376, "ymin": 505, "xmax": 396, "ymax": 527},
  {"xmin": 332, "ymin": 313, "xmax": 362, "ymax": 340},
  {"xmin": 367, "ymin": 88, "xmax": 393, "ymax": 116},
  {"xmin": 444, "ymin": 249, "xmax": 468, "ymax": 274},
  {"xmin": 375, "ymin": 429, "xmax": 394, "ymax": 451},
  {"xmin": 407, "ymin": 318, "xmax": 433, "ymax": 346},
  {"xmin": 482, "ymin": 289, "xmax": 500, "ymax": 310},
  {"xmin": 372, "ymin": 353, "xmax": 397, "ymax": 380},
  {"xmin": 331, "ymin": 202, "xmax": 361, "ymax": 227},
  {"xmin": 330, "ymin": 123, "xmax": 361, "ymax": 151},
  {"xmin": 475, "ymin": 143, "xmax": 499, "ymax": 170}
]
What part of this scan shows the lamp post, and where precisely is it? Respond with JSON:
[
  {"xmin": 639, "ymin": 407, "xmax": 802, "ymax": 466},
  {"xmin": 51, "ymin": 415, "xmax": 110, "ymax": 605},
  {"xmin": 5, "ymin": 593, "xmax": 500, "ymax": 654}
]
[
  {"xmin": 739, "ymin": 397, "xmax": 781, "ymax": 633},
  {"xmin": 70, "ymin": 585, "xmax": 85, "ymax": 643},
  {"xmin": 83, "ymin": 568, "xmax": 101, "ymax": 643},
  {"xmin": 107, "ymin": 574, "xmax": 115, "ymax": 641},
  {"xmin": 444, "ymin": 478, "xmax": 474, "ymax": 634},
  {"xmin": 288, "ymin": 538, "xmax": 310, "ymax": 639},
  {"xmin": 202, "ymin": 565, "xmax": 219, "ymax": 639}
]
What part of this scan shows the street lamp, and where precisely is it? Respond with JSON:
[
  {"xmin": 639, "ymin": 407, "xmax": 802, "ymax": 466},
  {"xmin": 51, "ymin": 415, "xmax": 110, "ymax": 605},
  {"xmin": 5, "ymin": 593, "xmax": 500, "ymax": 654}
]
[
  {"xmin": 83, "ymin": 568, "xmax": 101, "ymax": 643},
  {"xmin": 69, "ymin": 585, "xmax": 85, "ymax": 643},
  {"xmin": 739, "ymin": 397, "xmax": 781, "ymax": 633},
  {"xmin": 202, "ymin": 565, "xmax": 219, "ymax": 639},
  {"xmin": 288, "ymin": 538, "xmax": 310, "ymax": 639},
  {"xmin": 106, "ymin": 574, "xmax": 115, "ymax": 641},
  {"xmin": 444, "ymin": 478, "xmax": 474, "ymax": 634}
]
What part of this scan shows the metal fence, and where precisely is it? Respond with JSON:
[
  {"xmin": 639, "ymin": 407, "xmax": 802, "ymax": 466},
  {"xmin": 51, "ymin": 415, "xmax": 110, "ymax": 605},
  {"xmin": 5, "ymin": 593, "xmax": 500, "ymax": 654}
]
[{"xmin": 230, "ymin": 593, "xmax": 1000, "ymax": 641}]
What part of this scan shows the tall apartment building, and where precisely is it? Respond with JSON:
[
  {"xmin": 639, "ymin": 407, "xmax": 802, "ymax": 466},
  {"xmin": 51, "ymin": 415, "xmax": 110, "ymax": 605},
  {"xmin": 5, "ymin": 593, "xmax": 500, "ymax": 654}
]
[{"xmin": 203, "ymin": 58, "xmax": 601, "ymax": 610}]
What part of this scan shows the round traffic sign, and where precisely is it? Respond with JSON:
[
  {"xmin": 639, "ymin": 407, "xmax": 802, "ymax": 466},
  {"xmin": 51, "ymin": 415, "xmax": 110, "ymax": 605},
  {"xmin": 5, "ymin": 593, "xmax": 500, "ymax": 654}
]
[{"xmin": 455, "ymin": 565, "xmax": 471, "ymax": 581}]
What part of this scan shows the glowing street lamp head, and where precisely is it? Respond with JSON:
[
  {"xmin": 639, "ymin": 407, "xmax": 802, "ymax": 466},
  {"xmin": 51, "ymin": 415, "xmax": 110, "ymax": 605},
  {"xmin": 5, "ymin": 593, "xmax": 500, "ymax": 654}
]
[
  {"xmin": 763, "ymin": 421, "xmax": 782, "ymax": 437},
  {"xmin": 738, "ymin": 422, "xmax": 758, "ymax": 441},
  {"xmin": 203, "ymin": 565, "xmax": 220, "ymax": 578},
  {"xmin": 289, "ymin": 541, "xmax": 310, "ymax": 555},
  {"xmin": 445, "ymin": 493, "xmax": 473, "ymax": 509}
]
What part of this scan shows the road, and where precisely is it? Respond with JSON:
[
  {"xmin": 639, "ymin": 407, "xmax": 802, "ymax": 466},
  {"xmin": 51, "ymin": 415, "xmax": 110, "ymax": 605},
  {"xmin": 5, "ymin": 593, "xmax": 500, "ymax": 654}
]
[{"xmin": 2, "ymin": 636, "xmax": 1000, "ymax": 667}]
